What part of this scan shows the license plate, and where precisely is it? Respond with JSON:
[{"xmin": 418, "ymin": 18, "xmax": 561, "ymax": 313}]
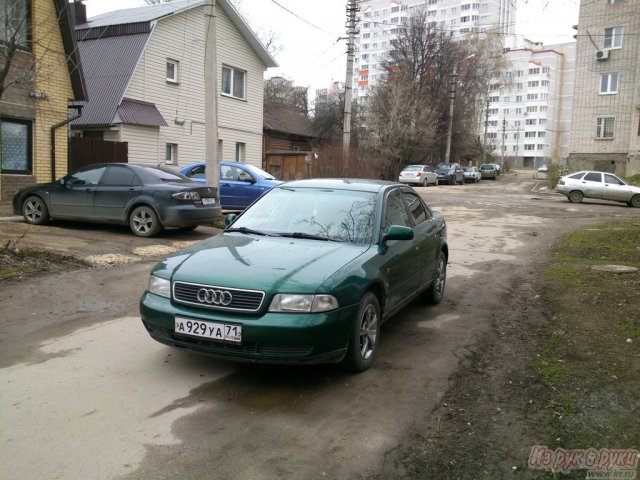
[
  {"xmin": 174, "ymin": 317, "xmax": 241, "ymax": 343},
  {"xmin": 202, "ymin": 197, "xmax": 216, "ymax": 205}
]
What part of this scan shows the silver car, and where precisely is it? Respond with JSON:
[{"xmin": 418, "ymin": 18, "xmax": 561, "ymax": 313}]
[
  {"xmin": 556, "ymin": 171, "xmax": 640, "ymax": 207},
  {"xmin": 463, "ymin": 167, "xmax": 481, "ymax": 183},
  {"xmin": 398, "ymin": 165, "xmax": 438, "ymax": 186}
]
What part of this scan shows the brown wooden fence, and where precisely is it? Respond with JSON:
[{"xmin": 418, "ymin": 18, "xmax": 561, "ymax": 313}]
[{"xmin": 69, "ymin": 137, "xmax": 128, "ymax": 171}]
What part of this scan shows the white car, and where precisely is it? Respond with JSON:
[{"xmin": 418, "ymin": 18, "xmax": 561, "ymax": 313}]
[
  {"xmin": 398, "ymin": 165, "xmax": 438, "ymax": 186},
  {"xmin": 463, "ymin": 166, "xmax": 482, "ymax": 183},
  {"xmin": 556, "ymin": 171, "xmax": 640, "ymax": 207},
  {"xmin": 537, "ymin": 165, "xmax": 549, "ymax": 173}
]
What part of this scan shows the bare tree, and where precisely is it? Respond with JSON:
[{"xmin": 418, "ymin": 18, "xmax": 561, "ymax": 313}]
[
  {"xmin": 264, "ymin": 76, "xmax": 308, "ymax": 115},
  {"xmin": 363, "ymin": 9, "xmax": 505, "ymax": 178},
  {"xmin": 0, "ymin": 0, "xmax": 31, "ymax": 102}
]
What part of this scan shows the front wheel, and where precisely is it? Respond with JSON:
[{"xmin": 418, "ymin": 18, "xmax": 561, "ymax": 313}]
[
  {"xmin": 421, "ymin": 251, "xmax": 447, "ymax": 305},
  {"xmin": 129, "ymin": 205, "xmax": 161, "ymax": 237},
  {"xmin": 568, "ymin": 190, "xmax": 584, "ymax": 203},
  {"xmin": 341, "ymin": 292, "xmax": 380, "ymax": 372},
  {"xmin": 22, "ymin": 196, "xmax": 49, "ymax": 225}
]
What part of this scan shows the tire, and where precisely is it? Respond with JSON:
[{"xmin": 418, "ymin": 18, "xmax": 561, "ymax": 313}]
[
  {"xmin": 434, "ymin": 178, "xmax": 439, "ymax": 186},
  {"xmin": 422, "ymin": 177, "xmax": 428, "ymax": 187},
  {"xmin": 129, "ymin": 205, "xmax": 161, "ymax": 237},
  {"xmin": 421, "ymin": 251, "xmax": 447, "ymax": 305},
  {"xmin": 629, "ymin": 195, "xmax": 640, "ymax": 208},
  {"xmin": 568, "ymin": 190, "xmax": 584, "ymax": 203},
  {"xmin": 341, "ymin": 292, "xmax": 380, "ymax": 372},
  {"xmin": 22, "ymin": 196, "xmax": 49, "ymax": 225}
]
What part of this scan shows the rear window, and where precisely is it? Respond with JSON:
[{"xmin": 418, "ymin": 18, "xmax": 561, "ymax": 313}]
[
  {"xmin": 403, "ymin": 165, "xmax": 422, "ymax": 172},
  {"xmin": 136, "ymin": 166, "xmax": 193, "ymax": 184},
  {"xmin": 480, "ymin": 164, "xmax": 494, "ymax": 170}
]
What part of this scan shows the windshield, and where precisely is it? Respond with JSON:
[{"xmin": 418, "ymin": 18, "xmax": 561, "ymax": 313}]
[
  {"xmin": 435, "ymin": 163, "xmax": 453, "ymax": 171},
  {"xmin": 245, "ymin": 164, "xmax": 277, "ymax": 180},
  {"xmin": 229, "ymin": 187, "xmax": 377, "ymax": 243}
]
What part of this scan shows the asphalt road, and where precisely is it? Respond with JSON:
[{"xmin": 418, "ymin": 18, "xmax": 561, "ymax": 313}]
[{"xmin": 1, "ymin": 172, "xmax": 639, "ymax": 480}]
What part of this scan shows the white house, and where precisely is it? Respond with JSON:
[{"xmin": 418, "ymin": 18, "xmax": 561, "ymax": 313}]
[{"xmin": 72, "ymin": 0, "xmax": 277, "ymax": 168}]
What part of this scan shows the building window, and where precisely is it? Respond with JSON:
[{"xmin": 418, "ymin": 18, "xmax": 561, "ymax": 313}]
[
  {"xmin": 514, "ymin": 120, "xmax": 521, "ymax": 127},
  {"xmin": 538, "ymin": 131, "xmax": 546, "ymax": 138},
  {"xmin": 222, "ymin": 65, "xmax": 246, "ymax": 100},
  {"xmin": 596, "ymin": 116, "xmax": 615, "ymax": 138},
  {"xmin": 166, "ymin": 59, "xmax": 179, "ymax": 83},
  {"xmin": 525, "ymin": 132, "xmax": 536, "ymax": 138},
  {"xmin": 603, "ymin": 27, "xmax": 623, "ymax": 49},
  {"xmin": 607, "ymin": 0, "xmax": 624, "ymax": 4},
  {"xmin": 2, "ymin": 0, "xmax": 29, "ymax": 46},
  {"xmin": 599, "ymin": 73, "xmax": 619, "ymax": 94},
  {"xmin": 528, "ymin": 81, "xmax": 539, "ymax": 88},
  {"xmin": 527, "ymin": 93, "xmax": 538, "ymax": 100},
  {"xmin": 515, "ymin": 95, "xmax": 522, "ymax": 102},
  {"xmin": 503, "ymin": 108, "xmax": 509, "ymax": 115},
  {"xmin": 515, "ymin": 108, "xmax": 522, "ymax": 115},
  {"xmin": 1, "ymin": 119, "xmax": 32, "ymax": 173},
  {"xmin": 537, "ymin": 144, "xmax": 545, "ymax": 151},
  {"xmin": 528, "ymin": 67, "xmax": 540, "ymax": 75},
  {"xmin": 235, "ymin": 142, "xmax": 246, "ymax": 163},
  {"xmin": 524, "ymin": 144, "xmax": 535, "ymax": 151},
  {"xmin": 526, "ymin": 106, "xmax": 538, "ymax": 113},
  {"xmin": 526, "ymin": 119, "xmax": 537, "ymax": 125},
  {"xmin": 165, "ymin": 143, "xmax": 177, "ymax": 164}
]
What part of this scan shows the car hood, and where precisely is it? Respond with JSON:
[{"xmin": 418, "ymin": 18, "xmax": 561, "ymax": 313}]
[{"xmin": 154, "ymin": 233, "xmax": 372, "ymax": 293}]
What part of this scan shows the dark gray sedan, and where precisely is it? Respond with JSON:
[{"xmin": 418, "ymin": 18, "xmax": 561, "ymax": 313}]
[{"xmin": 12, "ymin": 163, "xmax": 221, "ymax": 237}]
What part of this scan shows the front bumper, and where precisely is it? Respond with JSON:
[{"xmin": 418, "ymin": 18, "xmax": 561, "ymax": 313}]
[
  {"xmin": 436, "ymin": 175, "xmax": 455, "ymax": 184},
  {"xmin": 140, "ymin": 291, "xmax": 358, "ymax": 364}
]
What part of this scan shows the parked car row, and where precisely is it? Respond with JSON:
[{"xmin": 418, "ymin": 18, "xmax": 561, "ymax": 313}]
[{"xmin": 398, "ymin": 163, "xmax": 498, "ymax": 186}]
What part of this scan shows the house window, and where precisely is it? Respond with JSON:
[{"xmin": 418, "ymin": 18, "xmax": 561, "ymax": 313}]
[
  {"xmin": 599, "ymin": 73, "xmax": 619, "ymax": 94},
  {"xmin": 1, "ymin": 0, "xmax": 29, "ymax": 47},
  {"xmin": 235, "ymin": 142, "xmax": 246, "ymax": 163},
  {"xmin": 603, "ymin": 27, "xmax": 623, "ymax": 49},
  {"xmin": 165, "ymin": 143, "xmax": 177, "ymax": 164},
  {"xmin": 166, "ymin": 59, "xmax": 179, "ymax": 83},
  {"xmin": 1, "ymin": 119, "xmax": 32, "ymax": 174},
  {"xmin": 596, "ymin": 116, "xmax": 615, "ymax": 138},
  {"xmin": 222, "ymin": 65, "xmax": 246, "ymax": 100}
]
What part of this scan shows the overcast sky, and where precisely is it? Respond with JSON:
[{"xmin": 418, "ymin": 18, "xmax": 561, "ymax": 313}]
[{"xmin": 83, "ymin": 0, "xmax": 580, "ymax": 96}]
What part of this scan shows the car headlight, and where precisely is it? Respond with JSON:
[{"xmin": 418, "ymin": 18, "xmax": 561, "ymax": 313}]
[
  {"xmin": 148, "ymin": 275, "xmax": 171, "ymax": 298},
  {"xmin": 269, "ymin": 294, "xmax": 339, "ymax": 313}
]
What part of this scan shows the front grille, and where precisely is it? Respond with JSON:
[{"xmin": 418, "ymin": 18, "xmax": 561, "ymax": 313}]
[{"xmin": 173, "ymin": 281, "xmax": 265, "ymax": 312}]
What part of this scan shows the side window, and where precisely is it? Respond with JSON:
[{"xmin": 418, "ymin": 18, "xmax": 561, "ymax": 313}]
[
  {"xmin": 402, "ymin": 192, "xmax": 430, "ymax": 225},
  {"xmin": 100, "ymin": 166, "xmax": 138, "ymax": 186},
  {"xmin": 67, "ymin": 166, "xmax": 106, "ymax": 186},
  {"xmin": 385, "ymin": 192, "xmax": 412, "ymax": 230},
  {"xmin": 604, "ymin": 174, "xmax": 623, "ymax": 185},
  {"xmin": 584, "ymin": 172, "xmax": 602, "ymax": 183},
  {"xmin": 190, "ymin": 165, "xmax": 206, "ymax": 179},
  {"xmin": 569, "ymin": 172, "xmax": 584, "ymax": 180}
]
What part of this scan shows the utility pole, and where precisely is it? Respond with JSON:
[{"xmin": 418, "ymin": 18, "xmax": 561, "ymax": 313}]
[
  {"xmin": 342, "ymin": 0, "xmax": 357, "ymax": 173},
  {"xmin": 501, "ymin": 117, "xmax": 506, "ymax": 168},
  {"xmin": 444, "ymin": 63, "xmax": 457, "ymax": 164},
  {"xmin": 205, "ymin": 1, "xmax": 220, "ymax": 200},
  {"xmin": 483, "ymin": 99, "xmax": 489, "ymax": 164}
]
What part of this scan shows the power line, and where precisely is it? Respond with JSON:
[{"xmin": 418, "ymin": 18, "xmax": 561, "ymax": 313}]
[{"xmin": 267, "ymin": 0, "xmax": 340, "ymax": 37}]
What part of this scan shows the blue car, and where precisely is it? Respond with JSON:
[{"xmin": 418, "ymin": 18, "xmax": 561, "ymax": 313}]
[{"xmin": 179, "ymin": 161, "xmax": 281, "ymax": 210}]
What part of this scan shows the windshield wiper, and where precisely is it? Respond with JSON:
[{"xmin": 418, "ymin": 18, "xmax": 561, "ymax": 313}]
[
  {"xmin": 278, "ymin": 232, "xmax": 340, "ymax": 242},
  {"xmin": 225, "ymin": 227, "xmax": 273, "ymax": 237}
]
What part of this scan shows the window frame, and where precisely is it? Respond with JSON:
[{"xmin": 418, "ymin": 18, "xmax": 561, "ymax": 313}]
[
  {"xmin": 221, "ymin": 65, "xmax": 247, "ymax": 100},
  {"xmin": 165, "ymin": 143, "xmax": 178, "ymax": 165},
  {"xmin": 596, "ymin": 116, "xmax": 615, "ymax": 139},
  {"xmin": 603, "ymin": 26, "xmax": 623, "ymax": 49},
  {"xmin": 1, "ymin": 118, "xmax": 33, "ymax": 174},
  {"xmin": 599, "ymin": 72, "xmax": 619, "ymax": 95},
  {"xmin": 166, "ymin": 58, "xmax": 179, "ymax": 84},
  {"xmin": 1, "ymin": 0, "xmax": 30, "ymax": 50}
]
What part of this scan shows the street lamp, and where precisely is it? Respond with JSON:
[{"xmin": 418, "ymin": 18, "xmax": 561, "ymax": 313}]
[{"xmin": 444, "ymin": 53, "xmax": 475, "ymax": 164}]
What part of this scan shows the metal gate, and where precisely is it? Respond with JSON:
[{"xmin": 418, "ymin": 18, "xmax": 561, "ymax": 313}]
[{"xmin": 69, "ymin": 137, "xmax": 128, "ymax": 171}]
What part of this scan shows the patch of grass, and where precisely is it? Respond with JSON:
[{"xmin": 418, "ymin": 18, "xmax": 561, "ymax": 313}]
[
  {"xmin": 0, "ymin": 240, "xmax": 89, "ymax": 282},
  {"xmin": 533, "ymin": 220, "xmax": 640, "ymax": 451},
  {"xmin": 625, "ymin": 174, "xmax": 640, "ymax": 186}
]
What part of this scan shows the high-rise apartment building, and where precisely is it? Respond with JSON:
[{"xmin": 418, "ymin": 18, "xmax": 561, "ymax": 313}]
[
  {"xmin": 485, "ymin": 41, "xmax": 575, "ymax": 168},
  {"xmin": 353, "ymin": 0, "xmax": 516, "ymax": 99},
  {"xmin": 568, "ymin": 0, "xmax": 640, "ymax": 176}
]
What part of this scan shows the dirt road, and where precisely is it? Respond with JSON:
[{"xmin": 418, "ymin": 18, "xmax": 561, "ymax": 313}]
[{"xmin": 1, "ymin": 173, "xmax": 638, "ymax": 479}]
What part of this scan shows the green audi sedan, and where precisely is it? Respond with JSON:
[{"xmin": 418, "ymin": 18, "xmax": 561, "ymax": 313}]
[{"xmin": 140, "ymin": 179, "xmax": 448, "ymax": 371}]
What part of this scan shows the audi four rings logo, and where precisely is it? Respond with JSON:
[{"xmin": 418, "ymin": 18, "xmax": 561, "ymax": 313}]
[{"xmin": 197, "ymin": 288, "xmax": 233, "ymax": 306}]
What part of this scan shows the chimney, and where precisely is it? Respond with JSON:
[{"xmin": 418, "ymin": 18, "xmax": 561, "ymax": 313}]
[{"xmin": 74, "ymin": 1, "xmax": 87, "ymax": 25}]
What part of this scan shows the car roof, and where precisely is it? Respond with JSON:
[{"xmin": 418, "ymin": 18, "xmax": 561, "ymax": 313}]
[{"xmin": 280, "ymin": 178, "xmax": 400, "ymax": 193}]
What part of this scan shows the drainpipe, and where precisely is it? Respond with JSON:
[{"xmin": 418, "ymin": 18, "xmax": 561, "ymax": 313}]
[{"xmin": 51, "ymin": 104, "xmax": 83, "ymax": 181}]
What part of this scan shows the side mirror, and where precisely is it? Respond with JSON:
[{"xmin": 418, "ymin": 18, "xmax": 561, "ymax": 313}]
[
  {"xmin": 382, "ymin": 225, "xmax": 413, "ymax": 244},
  {"xmin": 224, "ymin": 213, "xmax": 237, "ymax": 226}
]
